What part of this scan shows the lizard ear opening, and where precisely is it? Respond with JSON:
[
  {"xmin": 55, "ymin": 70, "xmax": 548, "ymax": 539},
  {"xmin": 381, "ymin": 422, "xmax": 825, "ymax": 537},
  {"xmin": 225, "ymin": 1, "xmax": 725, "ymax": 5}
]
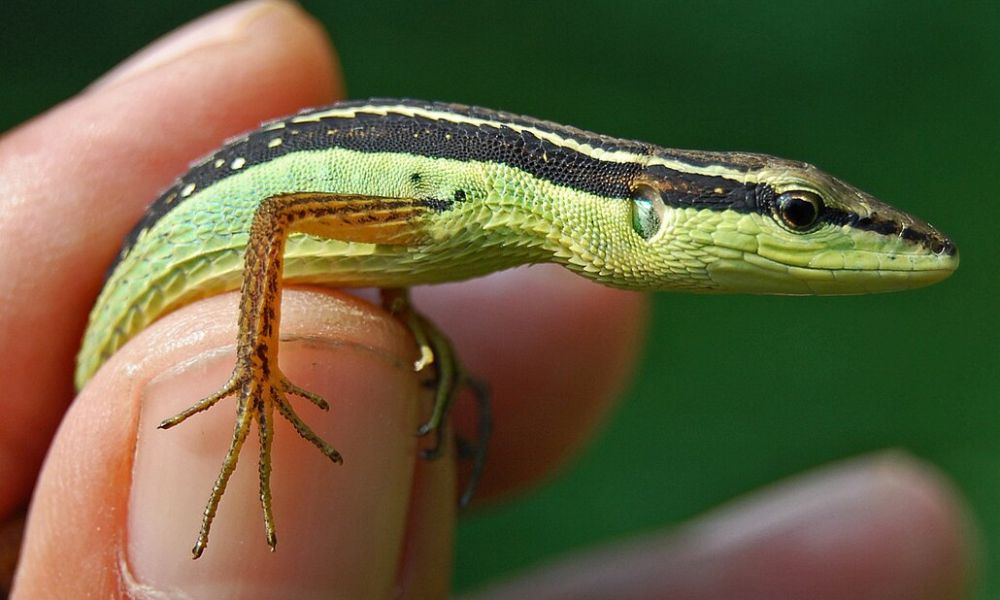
[{"xmin": 630, "ymin": 183, "xmax": 665, "ymax": 241}]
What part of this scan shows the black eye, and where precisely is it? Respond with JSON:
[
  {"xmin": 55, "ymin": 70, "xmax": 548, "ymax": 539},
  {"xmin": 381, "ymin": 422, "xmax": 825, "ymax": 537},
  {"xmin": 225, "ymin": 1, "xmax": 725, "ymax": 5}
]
[
  {"xmin": 775, "ymin": 190, "xmax": 824, "ymax": 232},
  {"xmin": 630, "ymin": 184, "xmax": 663, "ymax": 240}
]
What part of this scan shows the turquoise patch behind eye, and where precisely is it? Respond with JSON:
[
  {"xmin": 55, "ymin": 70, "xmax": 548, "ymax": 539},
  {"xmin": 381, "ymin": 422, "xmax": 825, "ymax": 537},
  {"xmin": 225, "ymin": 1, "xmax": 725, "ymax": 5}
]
[{"xmin": 631, "ymin": 186, "xmax": 662, "ymax": 240}]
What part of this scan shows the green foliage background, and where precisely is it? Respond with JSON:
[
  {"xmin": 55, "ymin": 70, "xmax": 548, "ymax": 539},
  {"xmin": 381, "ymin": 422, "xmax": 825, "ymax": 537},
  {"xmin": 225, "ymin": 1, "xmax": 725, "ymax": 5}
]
[{"xmin": 4, "ymin": 1, "xmax": 997, "ymax": 595}]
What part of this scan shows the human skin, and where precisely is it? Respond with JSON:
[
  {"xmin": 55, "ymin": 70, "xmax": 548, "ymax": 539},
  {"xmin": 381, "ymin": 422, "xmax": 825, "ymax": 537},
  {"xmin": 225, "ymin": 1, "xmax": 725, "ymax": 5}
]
[{"xmin": 2, "ymin": 2, "xmax": 973, "ymax": 598}]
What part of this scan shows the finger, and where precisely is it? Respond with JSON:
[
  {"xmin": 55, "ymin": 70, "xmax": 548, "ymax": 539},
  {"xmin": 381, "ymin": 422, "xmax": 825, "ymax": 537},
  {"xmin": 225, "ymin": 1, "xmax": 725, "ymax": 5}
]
[
  {"xmin": 464, "ymin": 454, "xmax": 972, "ymax": 600},
  {"xmin": 396, "ymin": 424, "xmax": 459, "ymax": 599},
  {"xmin": 14, "ymin": 290, "xmax": 453, "ymax": 598},
  {"xmin": 418, "ymin": 266, "xmax": 649, "ymax": 500},
  {"xmin": 0, "ymin": 0, "xmax": 340, "ymax": 519}
]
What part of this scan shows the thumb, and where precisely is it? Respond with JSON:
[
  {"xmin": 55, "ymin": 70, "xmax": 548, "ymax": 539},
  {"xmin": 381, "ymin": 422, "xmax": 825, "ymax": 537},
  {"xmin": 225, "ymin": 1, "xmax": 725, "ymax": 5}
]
[{"xmin": 14, "ymin": 291, "xmax": 454, "ymax": 598}]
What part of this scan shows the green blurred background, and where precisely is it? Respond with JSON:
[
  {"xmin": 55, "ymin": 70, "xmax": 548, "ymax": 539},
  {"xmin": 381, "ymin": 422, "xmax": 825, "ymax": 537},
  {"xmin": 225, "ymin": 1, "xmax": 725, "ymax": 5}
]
[{"xmin": 4, "ymin": 0, "xmax": 997, "ymax": 595}]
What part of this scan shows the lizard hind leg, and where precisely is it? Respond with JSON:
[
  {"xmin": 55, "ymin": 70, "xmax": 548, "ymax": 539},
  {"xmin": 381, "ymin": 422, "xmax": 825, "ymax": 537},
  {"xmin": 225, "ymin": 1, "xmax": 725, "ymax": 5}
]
[{"xmin": 380, "ymin": 288, "xmax": 492, "ymax": 507}]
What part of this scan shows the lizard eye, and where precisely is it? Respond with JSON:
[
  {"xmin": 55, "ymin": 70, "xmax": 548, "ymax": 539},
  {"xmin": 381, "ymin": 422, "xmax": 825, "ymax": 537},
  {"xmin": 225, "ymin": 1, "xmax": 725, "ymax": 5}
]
[
  {"xmin": 775, "ymin": 190, "xmax": 824, "ymax": 232},
  {"xmin": 631, "ymin": 184, "xmax": 664, "ymax": 240}
]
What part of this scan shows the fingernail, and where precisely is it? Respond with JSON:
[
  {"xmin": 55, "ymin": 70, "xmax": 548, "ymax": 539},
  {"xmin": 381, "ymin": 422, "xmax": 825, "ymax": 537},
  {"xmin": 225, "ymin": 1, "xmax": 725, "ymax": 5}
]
[
  {"xmin": 125, "ymin": 336, "xmax": 419, "ymax": 598},
  {"xmin": 91, "ymin": 0, "xmax": 298, "ymax": 92}
]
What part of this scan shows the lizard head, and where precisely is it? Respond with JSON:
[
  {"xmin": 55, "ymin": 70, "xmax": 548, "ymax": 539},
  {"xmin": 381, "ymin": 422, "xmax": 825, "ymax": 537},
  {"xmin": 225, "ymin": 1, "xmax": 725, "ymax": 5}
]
[{"xmin": 590, "ymin": 150, "xmax": 958, "ymax": 294}]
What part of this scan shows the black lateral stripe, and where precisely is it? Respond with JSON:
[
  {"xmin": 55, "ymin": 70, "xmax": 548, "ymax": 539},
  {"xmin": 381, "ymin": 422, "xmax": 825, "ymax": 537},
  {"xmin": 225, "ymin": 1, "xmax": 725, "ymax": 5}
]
[
  {"xmin": 642, "ymin": 165, "xmax": 773, "ymax": 213},
  {"xmin": 280, "ymin": 110, "xmax": 646, "ymax": 197},
  {"xmin": 338, "ymin": 98, "xmax": 654, "ymax": 158}
]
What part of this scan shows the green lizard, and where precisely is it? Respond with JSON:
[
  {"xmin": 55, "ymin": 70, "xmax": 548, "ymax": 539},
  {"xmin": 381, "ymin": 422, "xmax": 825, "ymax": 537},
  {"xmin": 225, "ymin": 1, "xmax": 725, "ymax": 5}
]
[{"xmin": 75, "ymin": 99, "xmax": 958, "ymax": 558}]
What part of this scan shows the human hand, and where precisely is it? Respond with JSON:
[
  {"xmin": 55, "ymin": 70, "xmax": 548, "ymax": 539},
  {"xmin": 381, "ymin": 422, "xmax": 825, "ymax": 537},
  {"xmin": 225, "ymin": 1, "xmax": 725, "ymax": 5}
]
[{"xmin": 2, "ymin": 2, "xmax": 972, "ymax": 598}]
